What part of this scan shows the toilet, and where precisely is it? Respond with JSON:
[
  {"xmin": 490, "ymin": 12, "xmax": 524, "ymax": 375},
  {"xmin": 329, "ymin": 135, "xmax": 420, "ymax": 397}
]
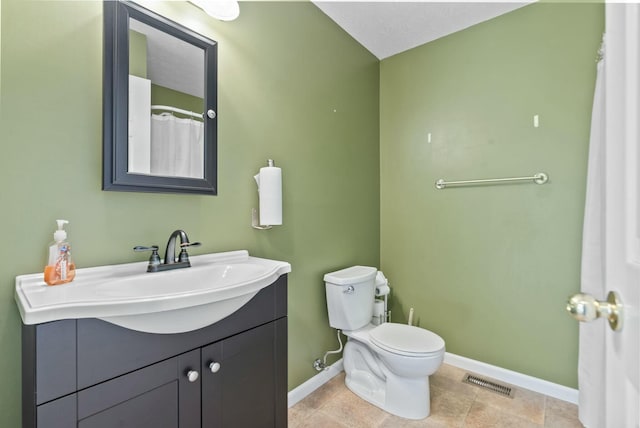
[{"xmin": 324, "ymin": 266, "xmax": 445, "ymax": 420}]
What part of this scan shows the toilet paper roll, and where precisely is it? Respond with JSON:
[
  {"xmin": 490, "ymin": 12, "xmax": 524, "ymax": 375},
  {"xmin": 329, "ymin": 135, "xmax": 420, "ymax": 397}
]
[
  {"xmin": 375, "ymin": 284, "xmax": 390, "ymax": 297},
  {"xmin": 372, "ymin": 300, "xmax": 385, "ymax": 325},
  {"xmin": 373, "ymin": 300, "xmax": 385, "ymax": 317},
  {"xmin": 254, "ymin": 166, "xmax": 282, "ymax": 226},
  {"xmin": 375, "ymin": 271, "xmax": 388, "ymax": 287}
]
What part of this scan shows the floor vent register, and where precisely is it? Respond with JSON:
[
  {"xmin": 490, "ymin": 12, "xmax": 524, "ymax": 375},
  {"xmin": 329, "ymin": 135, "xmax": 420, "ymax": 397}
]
[{"xmin": 462, "ymin": 373, "xmax": 516, "ymax": 398}]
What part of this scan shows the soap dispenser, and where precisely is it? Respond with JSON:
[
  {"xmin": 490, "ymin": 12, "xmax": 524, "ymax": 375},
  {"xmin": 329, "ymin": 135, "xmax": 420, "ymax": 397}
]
[{"xmin": 44, "ymin": 219, "xmax": 76, "ymax": 286}]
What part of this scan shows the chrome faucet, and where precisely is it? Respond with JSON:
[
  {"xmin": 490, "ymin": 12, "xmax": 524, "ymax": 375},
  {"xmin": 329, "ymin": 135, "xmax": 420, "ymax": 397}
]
[
  {"xmin": 134, "ymin": 230, "xmax": 201, "ymax": 272},
  {"xmin": 164, "ymin": 229, "xmax": 201, "ymax": 266}
]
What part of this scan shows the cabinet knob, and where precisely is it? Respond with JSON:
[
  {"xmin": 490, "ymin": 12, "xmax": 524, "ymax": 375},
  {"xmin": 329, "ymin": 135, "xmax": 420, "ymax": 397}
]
[
  {"xmin": 186, "ymin": 370, "xmax": 199, "ymax": 382},
  {"xmin": 209, "ymin": 362, "xmax": 221, "ymax": 373}
]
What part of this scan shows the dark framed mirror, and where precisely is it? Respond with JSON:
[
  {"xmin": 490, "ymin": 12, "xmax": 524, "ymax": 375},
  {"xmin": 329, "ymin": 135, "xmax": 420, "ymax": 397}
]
[{"xmin": 103, "ymin": 0, "xmax": 218, "ymax": 195}]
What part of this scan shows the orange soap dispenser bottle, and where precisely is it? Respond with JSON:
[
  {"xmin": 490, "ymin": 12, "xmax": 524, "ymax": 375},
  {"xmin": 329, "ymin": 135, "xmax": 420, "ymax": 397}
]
[{"xmin": 44, "ymin": 219, "xmax": 76, "ymax": 286}]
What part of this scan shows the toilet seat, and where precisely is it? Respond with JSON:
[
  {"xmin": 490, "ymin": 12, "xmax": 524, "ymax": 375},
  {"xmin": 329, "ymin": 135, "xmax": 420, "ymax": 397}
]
[{"xmin": 369, "ymin": 323, "xmax": 445, "ymax": 357}]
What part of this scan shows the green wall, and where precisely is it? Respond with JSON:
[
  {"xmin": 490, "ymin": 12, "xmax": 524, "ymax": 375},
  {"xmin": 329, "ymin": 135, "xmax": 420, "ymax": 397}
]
[
  {"xmin": 0, "ymin": 1, "xmax": 379, "ymax": 425},
  {"xmin": 129, "ymin": 29, "xmax": 147, "ymax": 78},
  {"xmin": 380, "ymin": 3, "xmax": 603, "ymax": 388},
  {"xmin": 151, "ymin": 83, "xmax": 204, "ymax": 119},
  {"xmin": 0, "ymin": 1, "xmax": 604, "ymax": 424}
]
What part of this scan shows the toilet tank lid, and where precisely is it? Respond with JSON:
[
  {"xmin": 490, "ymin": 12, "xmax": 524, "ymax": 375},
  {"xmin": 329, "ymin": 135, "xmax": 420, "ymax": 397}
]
[{"xmin": 324, "ymin": 266, "xmax": 377, "ymax": 285}]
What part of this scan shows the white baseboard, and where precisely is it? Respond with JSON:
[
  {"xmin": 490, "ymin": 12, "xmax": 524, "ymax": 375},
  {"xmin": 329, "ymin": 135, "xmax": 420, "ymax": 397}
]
[
  {"xmin": 444, "ymin": 352, "xmax": 579, "ymax": 404},
  {"xmin": 288, "ymin": 359, "xmax": 344, "ymax": 408},
  {"xmin": 287, "ymin": 354, "xmax": 579, "ymax": 407}
]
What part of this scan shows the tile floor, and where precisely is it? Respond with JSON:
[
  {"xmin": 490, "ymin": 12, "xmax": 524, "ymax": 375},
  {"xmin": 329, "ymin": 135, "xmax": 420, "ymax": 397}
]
[{"xmin": 288, "ymin": 364, "xmax": 583, "ymax": 428}]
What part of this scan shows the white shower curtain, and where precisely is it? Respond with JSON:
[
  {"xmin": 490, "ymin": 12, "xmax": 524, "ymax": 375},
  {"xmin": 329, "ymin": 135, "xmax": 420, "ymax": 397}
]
[
  {"xmin": 578, "ymin": 38, "xmax": 605, "ymax": 428},
  {"xmin": 150, "ymin": 113, "xmax": 204, "ymax": 179}
]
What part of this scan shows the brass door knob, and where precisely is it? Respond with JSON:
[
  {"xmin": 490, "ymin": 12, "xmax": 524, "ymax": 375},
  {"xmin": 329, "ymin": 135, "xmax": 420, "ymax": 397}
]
[{"xmin": 566, "ymin": 291, "xmax": 623, "ymax": 331}]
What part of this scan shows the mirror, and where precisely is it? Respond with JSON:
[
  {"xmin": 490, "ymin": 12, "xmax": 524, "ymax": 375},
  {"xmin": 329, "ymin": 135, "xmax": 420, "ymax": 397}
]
[{"xmin": 103, "ymin": 0, "xmax": 218, "ymax": 195}]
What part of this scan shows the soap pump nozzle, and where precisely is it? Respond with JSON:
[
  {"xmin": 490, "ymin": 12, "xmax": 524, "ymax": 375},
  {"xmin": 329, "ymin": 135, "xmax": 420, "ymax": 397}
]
[{"xmin": 54, "ymin": 219, "xmax": 69, "ymax": 242}]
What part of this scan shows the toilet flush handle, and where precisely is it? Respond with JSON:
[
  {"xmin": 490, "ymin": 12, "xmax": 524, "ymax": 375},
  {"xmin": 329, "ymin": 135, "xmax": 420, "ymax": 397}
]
[{"xmin": 344, "ymin": 286, "xmax": 355, "ymax": 294}]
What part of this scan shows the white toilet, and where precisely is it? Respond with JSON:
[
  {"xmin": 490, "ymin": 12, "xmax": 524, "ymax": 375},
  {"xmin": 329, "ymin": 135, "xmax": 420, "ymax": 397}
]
[{"xmin": 324, "ymin": 266, "xmax": 445, "ymax": 420}]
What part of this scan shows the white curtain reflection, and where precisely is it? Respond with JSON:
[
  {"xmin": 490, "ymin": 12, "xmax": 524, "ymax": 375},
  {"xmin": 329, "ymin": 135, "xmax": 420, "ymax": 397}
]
[{"xmin": 150, "ymin": 113, "xmax": 204, "ymax": 179}]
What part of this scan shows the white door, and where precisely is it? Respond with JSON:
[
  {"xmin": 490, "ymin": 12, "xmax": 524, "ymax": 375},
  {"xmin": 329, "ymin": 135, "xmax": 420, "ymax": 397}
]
[
  {"xmin": 602, "ymin": 3, "xmax": 640, "ymax": 426},
  {"xmin": 568, "ymin": 3, "xmax": 640, "ymax": 427}
]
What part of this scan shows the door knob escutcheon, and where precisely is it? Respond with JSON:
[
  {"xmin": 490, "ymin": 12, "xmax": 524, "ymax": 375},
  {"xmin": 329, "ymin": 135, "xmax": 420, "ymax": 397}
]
[{"xmin": 566, "ymin": 291, "xmax": 623, "ymax": 331}]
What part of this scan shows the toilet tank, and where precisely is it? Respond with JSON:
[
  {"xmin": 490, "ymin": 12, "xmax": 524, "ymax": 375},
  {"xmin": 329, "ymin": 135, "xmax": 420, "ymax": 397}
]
[{"xmin": 324, "ymin": 266, "xmax": 377, "ymax": 331}]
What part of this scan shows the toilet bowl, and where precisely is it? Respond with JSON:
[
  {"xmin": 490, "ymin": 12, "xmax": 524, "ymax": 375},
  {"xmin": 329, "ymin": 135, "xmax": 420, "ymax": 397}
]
[
  {"xmin": 343, "ymin": 323, "xmax": 445, "ymax": 419},
  {"xmin": 324, "ymin": 266, "xmax": 446, "ymax": 420}
]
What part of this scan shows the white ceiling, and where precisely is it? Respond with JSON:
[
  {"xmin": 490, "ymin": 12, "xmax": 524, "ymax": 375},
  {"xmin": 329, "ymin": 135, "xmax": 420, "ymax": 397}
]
[
  {"xmin": 130, "ymin": 18, "xmax": 204, "ymax": 98},
  {"xmin": 312, "ymin": 1, "xmax": 533, "ymax": 60},
  {"xmin": 130, "ymin": 1, "xmax": 533, "ymax": 95}
]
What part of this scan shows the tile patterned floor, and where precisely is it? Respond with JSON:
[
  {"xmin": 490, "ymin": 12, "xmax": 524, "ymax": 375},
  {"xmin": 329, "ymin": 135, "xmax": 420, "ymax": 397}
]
[{"xmin": 288, "ymin": 364, "xmax": 583, "ymax": 428}]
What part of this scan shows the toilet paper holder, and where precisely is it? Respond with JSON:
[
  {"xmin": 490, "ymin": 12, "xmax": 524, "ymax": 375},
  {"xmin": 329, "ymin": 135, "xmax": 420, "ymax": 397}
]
[
  {"xmin": 252, "ymin": 159, "xmax": 282, "ymax": 230},
  {"xmin": 374, "ymin": 271, "xmax": 391, "ymax": 324},
  {"xmin": 251, "ymin": 208, "xmax": 272, "ymax": 230}
]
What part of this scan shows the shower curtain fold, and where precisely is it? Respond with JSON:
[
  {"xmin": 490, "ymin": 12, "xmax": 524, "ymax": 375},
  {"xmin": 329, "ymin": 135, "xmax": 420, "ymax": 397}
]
[
  {"xmin": 578, "ymin": 40, "xmax": 605, "ymax": 428},
  {"xmin": 150, "ymin": 114, "xmax": 204, "ymax": 179}
]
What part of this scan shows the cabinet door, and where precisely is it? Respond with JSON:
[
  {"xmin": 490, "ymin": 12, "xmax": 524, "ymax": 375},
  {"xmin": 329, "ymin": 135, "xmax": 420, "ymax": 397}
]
[
  {"xmin": 37, "ymin": 394, "xmax": 76, "ymax": 428},
  {"xmin": 201, "ymin": 322, "xmax": 280, "ymax": 428},
  {"xmin": 77, "ymin": 349, "xmax": 201, "ymax": 428}
]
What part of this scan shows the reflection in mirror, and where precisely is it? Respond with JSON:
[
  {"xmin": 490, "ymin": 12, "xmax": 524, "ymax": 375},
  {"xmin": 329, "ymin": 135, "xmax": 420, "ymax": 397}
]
[
  {"xmin": 128, "ymin": 19, "xmax": 205, "ymax": 179},
  {"xmin": 103, "ymin": 0, "xmax": 218, "ymax": 195}
]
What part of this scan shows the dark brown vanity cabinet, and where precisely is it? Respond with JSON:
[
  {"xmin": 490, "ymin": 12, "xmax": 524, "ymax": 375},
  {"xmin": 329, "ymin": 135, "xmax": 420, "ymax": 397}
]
[{"xmin": 22, "ymin": 276, "xmax": 288, "ymax": 428}]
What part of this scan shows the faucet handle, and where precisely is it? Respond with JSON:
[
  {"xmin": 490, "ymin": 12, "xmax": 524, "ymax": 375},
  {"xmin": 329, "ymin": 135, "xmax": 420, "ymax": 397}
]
[
  {"xmin": 177, "ymin": 242, "xmax": 200, "ymax": 264},
  {"xmin": 133, "ymin": 245, "xmax": 161, "ymax": 271},
  {"xmin": 180, "ymin": 241, "xmax": 201, "ymax": 248},
  {"xmin": 134, "ymin": 245, "xmax": 159, "ymax": 252}
]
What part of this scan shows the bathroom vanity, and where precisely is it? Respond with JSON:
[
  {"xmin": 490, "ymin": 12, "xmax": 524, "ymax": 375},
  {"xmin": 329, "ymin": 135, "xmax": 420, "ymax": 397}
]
[
  {"xmin": 16, "ymin": 251, "xmax": 290, "ymax": 428},
  {"xmin": 22, "ymin": 276, "xmax": 287, "ymax": 428}
]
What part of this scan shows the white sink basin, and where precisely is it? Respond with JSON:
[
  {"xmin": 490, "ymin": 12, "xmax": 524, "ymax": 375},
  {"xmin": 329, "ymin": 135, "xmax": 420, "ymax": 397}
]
[{"xmin": 15, "ymin": 250, "xmax": 291, "ymax": 333}]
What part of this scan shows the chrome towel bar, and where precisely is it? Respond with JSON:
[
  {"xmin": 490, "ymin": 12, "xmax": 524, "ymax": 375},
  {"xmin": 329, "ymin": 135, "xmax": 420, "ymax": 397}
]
[{"xmin": 435, "ymin": 172, "xmax": 548, "ymax": 189}]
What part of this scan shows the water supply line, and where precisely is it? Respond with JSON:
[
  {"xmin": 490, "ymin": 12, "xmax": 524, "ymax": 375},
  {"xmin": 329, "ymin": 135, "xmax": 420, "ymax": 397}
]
[{"xmin": 313, "ymin": 329, "xmax": 343, "ymax": 371}]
